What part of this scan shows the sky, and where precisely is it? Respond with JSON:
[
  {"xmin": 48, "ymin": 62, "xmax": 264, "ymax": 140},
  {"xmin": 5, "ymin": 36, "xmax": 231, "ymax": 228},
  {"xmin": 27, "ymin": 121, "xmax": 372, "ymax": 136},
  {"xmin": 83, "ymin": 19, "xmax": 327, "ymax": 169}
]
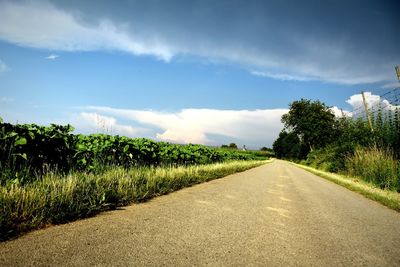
[{"xmin": 0, "ymin": 0, "xmax": 399, "ymax": 148}]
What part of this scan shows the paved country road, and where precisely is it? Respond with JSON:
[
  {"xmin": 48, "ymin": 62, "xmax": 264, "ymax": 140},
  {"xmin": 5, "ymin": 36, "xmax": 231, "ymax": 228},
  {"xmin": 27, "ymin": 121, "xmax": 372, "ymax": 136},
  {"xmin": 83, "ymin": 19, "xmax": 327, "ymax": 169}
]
[{"xmin": 1, "ymin": 160, "xmax": 400, "ymax": 266}]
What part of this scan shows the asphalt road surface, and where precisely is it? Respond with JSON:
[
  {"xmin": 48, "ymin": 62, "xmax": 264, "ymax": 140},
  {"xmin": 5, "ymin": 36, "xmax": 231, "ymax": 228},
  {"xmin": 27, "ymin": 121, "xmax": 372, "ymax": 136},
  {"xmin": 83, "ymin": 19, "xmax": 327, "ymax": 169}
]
[{"xmin": 1, "ymin": 160, "xmax": 400, "ymax": 266}]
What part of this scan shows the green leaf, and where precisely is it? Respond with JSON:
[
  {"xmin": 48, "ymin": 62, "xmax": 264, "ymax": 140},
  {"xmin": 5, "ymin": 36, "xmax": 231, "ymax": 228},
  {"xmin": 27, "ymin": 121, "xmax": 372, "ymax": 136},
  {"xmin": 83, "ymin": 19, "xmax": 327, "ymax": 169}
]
[
  {"xmin": 14, "ymin": 137, "xmax": 27, "ymax": 146},
  {"xmin": 76, "ymin": 144, "xmax": 86, "ymax": 150},
  {"xmin": 12, "ymin": 153, "xmax": 27, "ymax": 160},
  {"xmin": 28, "ymin": 131, "xmax": 35, "ymax": 140},
  {"xmin": 6, "ymin": 132, "xmax": 18, "ymax": 138}
]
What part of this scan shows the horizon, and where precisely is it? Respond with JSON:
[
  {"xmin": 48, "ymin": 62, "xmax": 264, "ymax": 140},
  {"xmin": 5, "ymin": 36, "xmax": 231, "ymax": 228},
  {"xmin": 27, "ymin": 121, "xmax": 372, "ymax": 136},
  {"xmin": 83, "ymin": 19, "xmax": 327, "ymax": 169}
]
[{"xmin": 1, "ymin": 0, "xmax": 399, "ymax": 148}]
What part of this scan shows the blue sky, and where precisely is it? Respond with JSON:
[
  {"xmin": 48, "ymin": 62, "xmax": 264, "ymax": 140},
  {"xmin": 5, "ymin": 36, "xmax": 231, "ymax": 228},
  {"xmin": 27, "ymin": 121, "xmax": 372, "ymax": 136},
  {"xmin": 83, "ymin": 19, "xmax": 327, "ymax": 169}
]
[{"xmin": 0, "ymin": 0, "xmax": 399, "ymax": 148}]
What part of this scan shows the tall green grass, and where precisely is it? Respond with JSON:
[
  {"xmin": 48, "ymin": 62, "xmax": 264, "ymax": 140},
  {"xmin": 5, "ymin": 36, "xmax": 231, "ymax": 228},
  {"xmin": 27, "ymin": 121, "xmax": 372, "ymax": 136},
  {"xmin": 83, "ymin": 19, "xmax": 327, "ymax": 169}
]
[
  {"xmin": 346, "ymin": 146, "xmax": 399, "ymax": 191},
  {"xmin": 0, "ymin": 160, "xmax": 267, "ymax": 241}
]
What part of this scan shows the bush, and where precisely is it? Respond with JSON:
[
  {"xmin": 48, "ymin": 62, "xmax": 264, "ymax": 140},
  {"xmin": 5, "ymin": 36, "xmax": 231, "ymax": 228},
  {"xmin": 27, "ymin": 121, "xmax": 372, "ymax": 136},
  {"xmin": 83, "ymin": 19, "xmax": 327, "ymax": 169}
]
[
  {"xmin": 304, "ymin": 143, "xmax": 356, "ymax": 173},
  {"xmin": 228, "ymin": 143, "xmax": 238, "ymax": 149},
  {"xmin": 346, "ymin": 146, "xmax": 399, "ymax": 191}
]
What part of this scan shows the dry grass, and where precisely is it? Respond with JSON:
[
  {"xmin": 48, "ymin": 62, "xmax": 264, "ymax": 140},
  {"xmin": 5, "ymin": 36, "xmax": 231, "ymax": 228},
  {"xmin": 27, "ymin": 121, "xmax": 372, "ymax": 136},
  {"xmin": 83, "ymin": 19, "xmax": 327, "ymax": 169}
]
[{"xmin": 0, "ymin": 160, "xmax": 268, "ymax": 241}]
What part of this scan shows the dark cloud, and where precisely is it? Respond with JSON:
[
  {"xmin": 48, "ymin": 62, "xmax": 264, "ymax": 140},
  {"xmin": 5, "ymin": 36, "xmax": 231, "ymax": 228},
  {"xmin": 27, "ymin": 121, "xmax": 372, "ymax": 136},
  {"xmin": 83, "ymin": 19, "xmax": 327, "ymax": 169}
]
[
  {"xmin": 6, "ymin": 0, "xmax": 400, "ymax": 84},
  {"xmin": 53, "ymin": 0, "xmax": 398, "ymax": 50}
]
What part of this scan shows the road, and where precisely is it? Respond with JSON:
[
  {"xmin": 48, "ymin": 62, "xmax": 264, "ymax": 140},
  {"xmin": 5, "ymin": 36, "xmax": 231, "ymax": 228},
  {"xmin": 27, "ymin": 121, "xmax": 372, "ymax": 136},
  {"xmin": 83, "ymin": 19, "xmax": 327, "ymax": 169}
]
[{"xmin": 1, "ymin": 160, "xmax": 400, "ymax": 266}]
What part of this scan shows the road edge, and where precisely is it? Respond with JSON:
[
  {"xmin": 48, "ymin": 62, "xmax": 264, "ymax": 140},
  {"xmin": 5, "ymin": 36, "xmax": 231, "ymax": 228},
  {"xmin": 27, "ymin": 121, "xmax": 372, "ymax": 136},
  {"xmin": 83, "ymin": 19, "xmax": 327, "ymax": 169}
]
[
  {"xmin": 290, "ymin": 162, "xmax": 400, "ymax": 212},
  {"xmin": 1, "ymin": 159, "xmax": 272, "ymax": 242}
]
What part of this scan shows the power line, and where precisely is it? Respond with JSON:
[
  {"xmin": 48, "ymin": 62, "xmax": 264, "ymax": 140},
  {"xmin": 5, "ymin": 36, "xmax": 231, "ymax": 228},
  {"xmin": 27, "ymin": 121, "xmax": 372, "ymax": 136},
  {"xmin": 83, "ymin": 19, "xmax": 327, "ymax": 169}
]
[{"xmin": 380, "ymin": 87, "xmax": 400, "ymax": 98}]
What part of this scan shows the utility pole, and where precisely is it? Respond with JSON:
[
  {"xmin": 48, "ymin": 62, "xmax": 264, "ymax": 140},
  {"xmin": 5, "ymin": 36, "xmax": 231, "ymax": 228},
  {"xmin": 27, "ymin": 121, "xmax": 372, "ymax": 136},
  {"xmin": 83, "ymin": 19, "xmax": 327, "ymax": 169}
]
[
  {"xmin": 361, "ymin": 91, "xmax": 374, "ymax": 132},
  {"xmin": 395, "ymin": 65, "xmax": 400, "ymax": 82}
]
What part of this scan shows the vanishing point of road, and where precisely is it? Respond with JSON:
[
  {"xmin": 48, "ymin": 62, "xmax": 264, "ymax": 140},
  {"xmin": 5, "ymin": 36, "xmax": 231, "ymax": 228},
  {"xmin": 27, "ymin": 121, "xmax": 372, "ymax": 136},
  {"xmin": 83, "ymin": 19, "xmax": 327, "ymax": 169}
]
[{"xmin": 1, "ymin": 160, "xmax": 400, "ymax": 266}]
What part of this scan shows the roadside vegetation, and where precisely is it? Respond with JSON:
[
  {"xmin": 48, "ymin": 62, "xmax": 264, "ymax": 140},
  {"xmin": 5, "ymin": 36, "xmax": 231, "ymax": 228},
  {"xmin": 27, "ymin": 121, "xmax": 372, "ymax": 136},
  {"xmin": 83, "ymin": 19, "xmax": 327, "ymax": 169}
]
[
  {"xmin": 1, "ymin": 160, "xmax": 266, "ymax": 241},
  {"xmin": 273, "ymin": 97, "xmax": 400, "ymax": 194},
  {"xmin": 0, "ymin": 120, "xmax": 268, "ymax": 185},
  {"xmin": 0, "ymin": 119, "xmax": 270, "ymax": 240}
]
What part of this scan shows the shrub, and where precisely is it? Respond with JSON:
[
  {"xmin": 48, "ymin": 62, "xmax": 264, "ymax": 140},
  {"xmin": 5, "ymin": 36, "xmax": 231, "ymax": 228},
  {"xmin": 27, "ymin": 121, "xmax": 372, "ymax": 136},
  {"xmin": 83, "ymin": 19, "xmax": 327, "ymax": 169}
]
[
  {"xmin": 304, "ymin": 143, "xmax": 356, "ymax": 173},
  {"xmin": 346, "ymin": 146, "xmax": 399, "ymax": 191}
]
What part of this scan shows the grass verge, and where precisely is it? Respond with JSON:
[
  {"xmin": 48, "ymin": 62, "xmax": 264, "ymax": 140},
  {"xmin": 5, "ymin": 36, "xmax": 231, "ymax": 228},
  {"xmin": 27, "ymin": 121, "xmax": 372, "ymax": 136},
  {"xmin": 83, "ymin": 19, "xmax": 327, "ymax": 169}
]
[
  {"xmin": 292, "ymin": 162, "xmax": 400, "ymax": 212},
  {"xmin": 0, "ymin": 160, "xmax": 268, "ymax": 241}
]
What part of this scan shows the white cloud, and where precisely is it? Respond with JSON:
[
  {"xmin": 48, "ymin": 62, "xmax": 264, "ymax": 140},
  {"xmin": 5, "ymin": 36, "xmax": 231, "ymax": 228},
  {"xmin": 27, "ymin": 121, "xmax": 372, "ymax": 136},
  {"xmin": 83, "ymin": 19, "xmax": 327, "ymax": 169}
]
[
  {"xmin": 250, "ymin": 70, "xmax": 313, "ymax": 82},
  {"xmin": 81, "ymin": 106, "xmax": 288, "ymax": 146},
  {"xmin": 46, "ymin": 54, "xmax": 59, "ymax": 60},
  {"xmin": 74, "ymin": 112, "xmax": 149, "ymax": 137},
  {"xmin": 346, "ymin": 92, "xmax": 383, "ymax": 111},
  {"xmin": 382, "ymin": 82, "xmax": 400, "ymax": 89},
  {"xmin": 0, "ymin": 1, "xmax": 173, "ymax": 61},
  {"xmin": 329, "ymin": 106, "xmax": 351, "ymax": 118},
  {"xmin": 0, "ymin": 59, "xmax": 9, "ymax": 72},
  {"xmin": 346, "ymin": 92, "xmax": 400, "ymax": 119}
]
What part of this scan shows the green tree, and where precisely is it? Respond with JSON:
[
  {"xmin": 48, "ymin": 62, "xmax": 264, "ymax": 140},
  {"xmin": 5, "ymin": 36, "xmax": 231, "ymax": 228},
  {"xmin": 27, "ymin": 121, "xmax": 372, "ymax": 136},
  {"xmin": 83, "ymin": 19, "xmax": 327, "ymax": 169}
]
[
  {"xmin": 228, "ymin": 143, "xmax": 238, "ymax": 149},
  {"xmin": 281, "ymin": 99, "xmax": 336, "ymax": 150},
  {"xmin": 273, "ymin": 130, "xmax": 307, "ymax": 159}
]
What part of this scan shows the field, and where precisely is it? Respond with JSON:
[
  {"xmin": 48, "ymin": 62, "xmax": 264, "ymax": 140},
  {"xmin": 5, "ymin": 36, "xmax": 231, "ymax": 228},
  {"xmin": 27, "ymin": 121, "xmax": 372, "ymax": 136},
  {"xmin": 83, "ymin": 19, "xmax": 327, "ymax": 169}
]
[
  {"xmin": 0, "ymin": 120, "xmax": 270, "ymax": 240},
  {"xmin": 0, "ymin": 121, "xmax": 270, "ymax": 183}
]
